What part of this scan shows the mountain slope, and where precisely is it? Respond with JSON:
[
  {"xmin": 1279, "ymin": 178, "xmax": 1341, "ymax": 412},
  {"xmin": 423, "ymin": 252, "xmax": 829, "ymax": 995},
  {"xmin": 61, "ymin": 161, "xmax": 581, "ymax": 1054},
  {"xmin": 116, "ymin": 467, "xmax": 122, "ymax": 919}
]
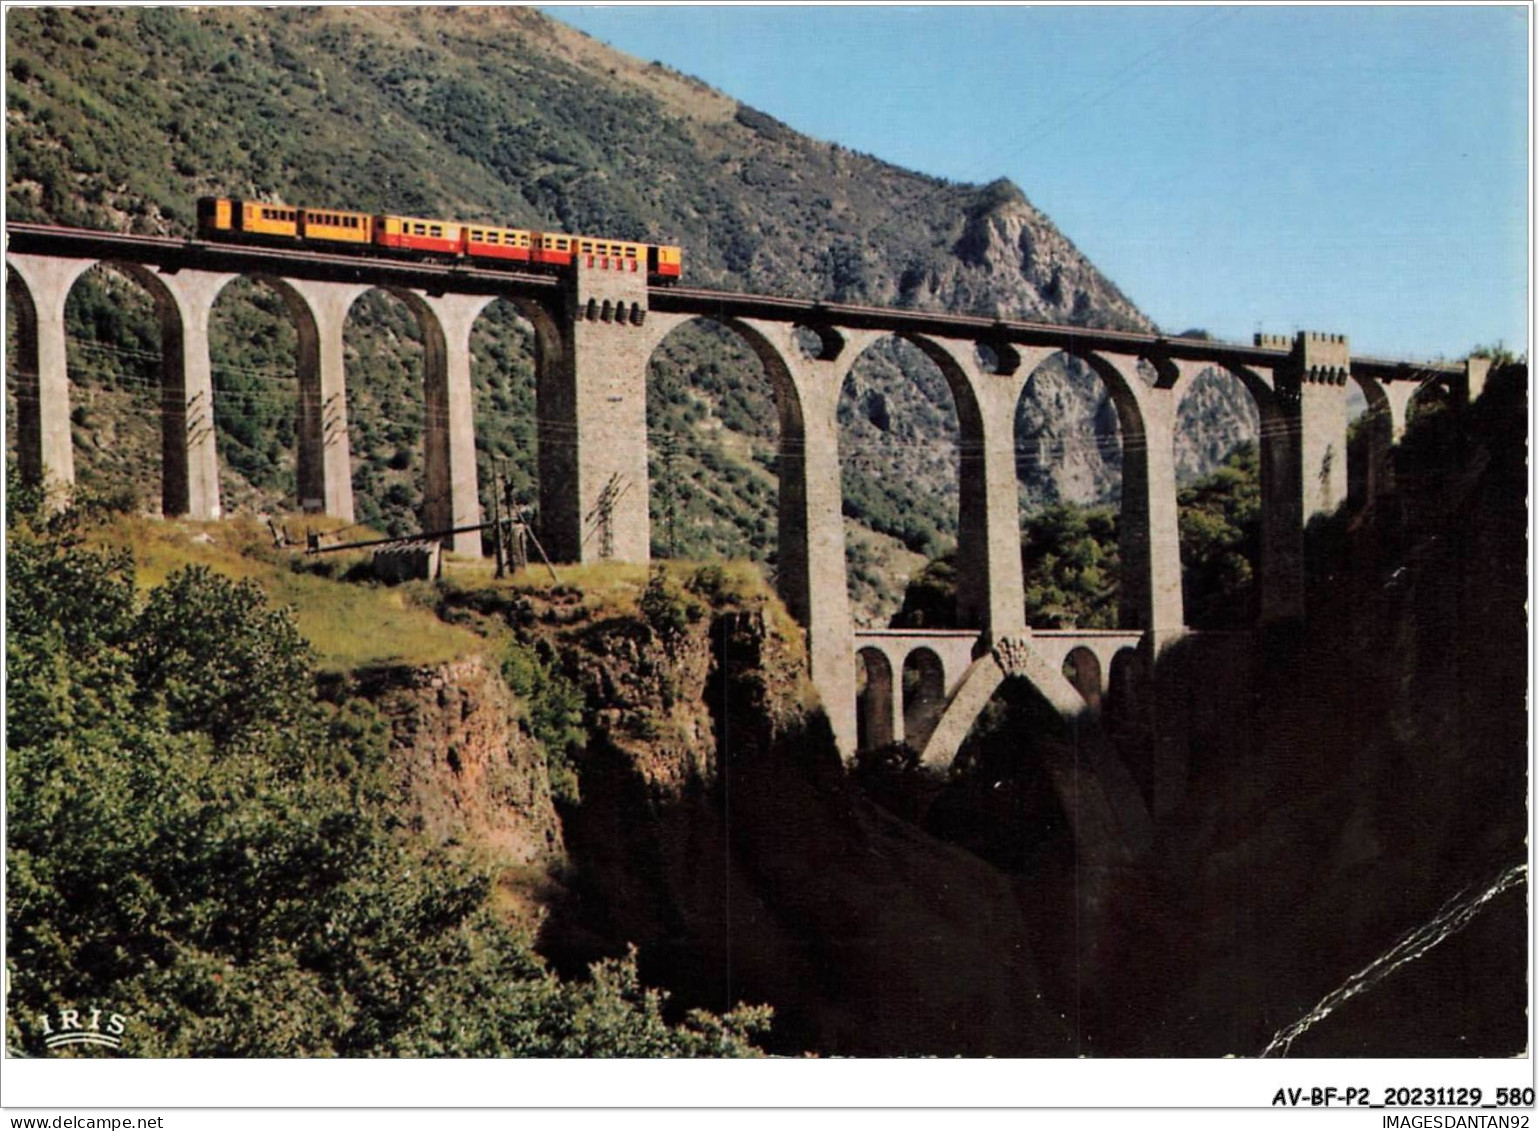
[{"xmin": 5, "ymin": 6, "xmax": 1252, "ymax": 619}]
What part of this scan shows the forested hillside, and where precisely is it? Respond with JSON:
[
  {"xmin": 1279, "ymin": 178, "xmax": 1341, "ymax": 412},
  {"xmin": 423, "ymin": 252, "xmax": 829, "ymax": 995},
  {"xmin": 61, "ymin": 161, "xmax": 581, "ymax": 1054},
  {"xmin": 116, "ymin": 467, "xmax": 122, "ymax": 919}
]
[{"xmin": 5, "ymin": 5, "xmax": 1253, "ymax": 619}]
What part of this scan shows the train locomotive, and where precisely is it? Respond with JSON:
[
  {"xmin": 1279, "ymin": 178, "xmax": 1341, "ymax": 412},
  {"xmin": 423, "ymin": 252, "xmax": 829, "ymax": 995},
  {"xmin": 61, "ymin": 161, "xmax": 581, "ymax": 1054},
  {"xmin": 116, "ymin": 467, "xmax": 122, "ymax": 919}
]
[{"xmin": 195, "ymin": 197, "xmax": 683, "ymax": 283}]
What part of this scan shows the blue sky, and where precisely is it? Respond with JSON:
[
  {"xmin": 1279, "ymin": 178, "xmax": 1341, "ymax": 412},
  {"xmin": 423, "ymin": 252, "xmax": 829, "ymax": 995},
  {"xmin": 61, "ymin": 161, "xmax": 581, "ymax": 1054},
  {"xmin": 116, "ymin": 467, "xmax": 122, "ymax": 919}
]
[{"xmin": 543, "ymin": 4, "xmax": 1528, "ymax": 361}]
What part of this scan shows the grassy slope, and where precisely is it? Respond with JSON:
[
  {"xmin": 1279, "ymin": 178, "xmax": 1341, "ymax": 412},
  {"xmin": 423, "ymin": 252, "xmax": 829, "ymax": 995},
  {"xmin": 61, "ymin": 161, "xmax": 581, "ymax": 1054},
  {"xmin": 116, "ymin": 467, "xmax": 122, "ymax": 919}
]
[{"xmin": 86, "ymin": 515, "xmax": 482, "ymax": 671}]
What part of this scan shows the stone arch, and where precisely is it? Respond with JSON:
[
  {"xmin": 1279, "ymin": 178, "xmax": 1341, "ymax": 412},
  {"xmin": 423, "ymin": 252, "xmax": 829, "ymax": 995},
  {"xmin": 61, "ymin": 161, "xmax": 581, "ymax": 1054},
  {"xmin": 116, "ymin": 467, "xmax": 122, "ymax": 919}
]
[
  {"xmin": 96, "ymin": 263, "xmax": 194, "ymax": 518},
  {"xmin": 708, "ymin": 316, "xmax": 819, "ymax": 622},
  {"xmin": 340, "ymin": 284, "xmax": 494, "ymax": 552},
  {"xmin": 901, "ymin": 645, "xmax": 948, "ymax": 752},
  {"xmin": 1011, "ymin": 346, "xmax": 1127, "ymax": 628},
  {"xmin": 1164, "ymin": 363, "xmax": 1268, "ymax": 628},
  {"xmin": 1383, "ymin": 373, "xmax": 1455, "ymax": 443},
  {"xmin": 639, "ymin": 314, "xmax": 784, "ymax": 564},
  {"xmin": 1347, "ymin": 372, "xmax": 1393, "ymax": 507},
  {"xmin": 467, "ymin": 295, "xmax": 547, "ymax": 546},
  {"xmin": 919, "ymin": 639, "xmax": 1087, "ymax": 773},
  {"xmin": 896, "ymin": 334, "xmax": 1006, "ymax": 630},
  {"xmin": 1217, "ymin": 360, "xmax": 1310, "ymax": 624},
  {"xmin": 920, "ymin": 635, "xmax": 1151, "ymax": 868},
  {"xmin": 40, "ymin": 258, "xmax": 222, "ymax": 518},
  {"xmin": 1062, "ymin": 645, "xmax": 1104, "ymax": 711},
  {"xmin": 1106, "ymin": 645, "xmax": 1143, "ymax": 706},
  {"xmin": 342, "ymin": 287, "xmax": 432, "ymax": 537},
  {"xmin": 205, "ymin": 274, "xmax": 310, "ymax": 514},
  {"xmin": 1173, "ymin": 364, "xmax": 1263, "ymax": 478},
  {"xmin": 856, "ymin": 646, "xmax": 897, "ymax": 751},
  {"xmin": 836, "ymin": 331, "xmax": 975, "ymax": 627},
  {"xmin": 6, "ymin": 263, "xmax": 52, "ymax": 488}
]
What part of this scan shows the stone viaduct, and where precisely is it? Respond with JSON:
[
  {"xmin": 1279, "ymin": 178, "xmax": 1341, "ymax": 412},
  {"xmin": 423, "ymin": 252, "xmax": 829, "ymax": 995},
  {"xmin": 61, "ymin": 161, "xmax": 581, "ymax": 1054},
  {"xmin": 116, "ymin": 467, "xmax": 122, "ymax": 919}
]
[{"xmin": 6, "ymin": 224, "xmax": 1486, "ymax": 800}]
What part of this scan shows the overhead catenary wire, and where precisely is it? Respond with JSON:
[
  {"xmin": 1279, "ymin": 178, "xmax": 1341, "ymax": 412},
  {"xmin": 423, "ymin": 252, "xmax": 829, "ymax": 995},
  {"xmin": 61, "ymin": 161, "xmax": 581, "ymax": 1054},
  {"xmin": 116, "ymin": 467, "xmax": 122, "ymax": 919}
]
[
  {"xmin": 8, "ymin": 381, "xmax": 1406, "ymax": 465},
  {"xmin": 17, "ymin": 329, "xmax": 1448, "ymax": 473},
  {"xmin": 858, "ymin": 7, "xmax": 1244, "ymax": 250}
]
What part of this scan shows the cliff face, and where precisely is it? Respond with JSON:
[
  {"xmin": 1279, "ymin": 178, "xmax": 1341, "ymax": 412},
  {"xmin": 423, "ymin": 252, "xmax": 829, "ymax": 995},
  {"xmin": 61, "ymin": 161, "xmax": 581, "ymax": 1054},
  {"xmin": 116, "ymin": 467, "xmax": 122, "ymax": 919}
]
[
  {"xmin": 418, "ymin": 579, "xmax": 1070, "ymax": 1056},
  {"xmin": 345, "ymin": 656, "xmax": 566, "ymax": 933},
  {"xmin": 1087, "ymin": 369, "xmax": 1530, "ymax": 1056}
]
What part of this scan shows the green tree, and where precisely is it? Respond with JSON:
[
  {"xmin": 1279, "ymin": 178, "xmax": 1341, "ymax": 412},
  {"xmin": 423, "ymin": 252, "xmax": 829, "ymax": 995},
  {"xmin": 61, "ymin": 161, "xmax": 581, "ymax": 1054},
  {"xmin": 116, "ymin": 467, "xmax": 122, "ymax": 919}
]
[
  {"xmin": 5, "ymin": 483, "xmax": 768, "ymax": 1057},
  {"xmin": 893, "ymin": 441, "xmax": 1263, "ymax": 631},
  {"xmin": 501, "ymin": 639, "xmax": 587, "ymax": 805},
  {"xmin": 1177, "ymin": 442, "xmax": 1260, "ymax": 628},
  {"xmin": 1021, "ymin": 503, "xmax": 1120, "ymax": 628}
]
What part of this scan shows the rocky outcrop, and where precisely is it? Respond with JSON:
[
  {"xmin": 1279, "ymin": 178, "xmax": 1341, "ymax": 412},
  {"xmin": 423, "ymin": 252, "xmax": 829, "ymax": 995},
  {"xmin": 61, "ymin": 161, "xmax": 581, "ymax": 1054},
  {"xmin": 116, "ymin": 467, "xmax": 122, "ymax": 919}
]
[
  {"xmin": 521, "ymin": 596, "xmax": 1071, "ymax": 1056},
  {"xmin": 348, "ymin": 656, "xmax": 566, "ymax": 931}
]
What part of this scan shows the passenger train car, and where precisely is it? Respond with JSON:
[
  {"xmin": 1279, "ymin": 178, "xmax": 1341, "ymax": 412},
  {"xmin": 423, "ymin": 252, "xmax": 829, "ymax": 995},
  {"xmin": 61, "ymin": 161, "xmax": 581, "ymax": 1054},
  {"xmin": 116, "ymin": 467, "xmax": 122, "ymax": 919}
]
[{"xmin": 195, "ymin": 198, "xmax": 683, "ymax": 283}]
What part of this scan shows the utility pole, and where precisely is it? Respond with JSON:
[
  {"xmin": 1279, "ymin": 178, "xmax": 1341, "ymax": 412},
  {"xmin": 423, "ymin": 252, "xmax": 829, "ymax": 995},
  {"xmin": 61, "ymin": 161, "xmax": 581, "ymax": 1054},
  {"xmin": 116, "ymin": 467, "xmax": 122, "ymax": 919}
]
[
  {"xmin": 510, "ymin": 497, "xmax": 558, "ymax": 585},
  {"xmin": 500, "ymin": 464, "xmax": 531, "ymax": 576},
  {"xmin": 585, "ymin": 473, "xmax": 630, "ymax": 561},
  {"xmin": 660, "ymin": 429, "xmax": 680, "ymax": 559},
  {"xmin": 491, "ymin": 457, "xmax": 506, "ymax": 579}
]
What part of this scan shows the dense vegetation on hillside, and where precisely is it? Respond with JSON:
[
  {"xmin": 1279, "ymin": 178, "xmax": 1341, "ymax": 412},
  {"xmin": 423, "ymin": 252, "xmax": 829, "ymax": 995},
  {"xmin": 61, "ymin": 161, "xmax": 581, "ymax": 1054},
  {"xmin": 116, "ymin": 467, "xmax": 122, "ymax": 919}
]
[
  {"xmin": 4, "ymin": 475, "xmax": 768, "ymax": 1057},
  {"xmin": 5, "ymin": 5, "xmax": 1257, "ymax": 621},
  {"xmin": 893, "ymin": 441, "xmax": 1262, "ymax": 630}
]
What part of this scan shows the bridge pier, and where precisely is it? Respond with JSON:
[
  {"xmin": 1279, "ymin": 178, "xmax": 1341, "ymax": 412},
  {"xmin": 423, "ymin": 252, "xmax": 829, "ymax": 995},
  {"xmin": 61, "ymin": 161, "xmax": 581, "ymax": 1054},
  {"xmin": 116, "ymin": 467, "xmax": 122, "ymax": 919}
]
[
  {"xmin": 911, "ymin": 337, "xmax": 1055, "ymax": 639},
  {"xmin": 1251, "ymin": 332, "xmax": 1351, "ymax": 622},
  {"xmin": 539, "ymin": 261, "xmax": 654, "ymax": 563},
  {"xmin": 6, "ymin": 253, "xmax": 94, "ymax": 503},
  {"xmin": 1296, "ymin": 334, "xmax": 1351, "ymax": 520},
  {"xmin": 152, "ymin": 268, "xmax": 236, "ymax": 521},
  {"xmin": 284, "ymin": 279, "xmax": 368, "ymax": 522},
  {"xmin": 412, "ymin": 291, "xmax": 493, "ymax": 557},
  {"xmin": 856, "ymin": 645, "xmax": 902, "ymax": 750},
  {"xmin": 735, "ymin": 319, "xmax": 886, "ymax": 760},
  {"xmin": 1081, "ymin": 351, "xmax": 1185, "ymax": 640}
]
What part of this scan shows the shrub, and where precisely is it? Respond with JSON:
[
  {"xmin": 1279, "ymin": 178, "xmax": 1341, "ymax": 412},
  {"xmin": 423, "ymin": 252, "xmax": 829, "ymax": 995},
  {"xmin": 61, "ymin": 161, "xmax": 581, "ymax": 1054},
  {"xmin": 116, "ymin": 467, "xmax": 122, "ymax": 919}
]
[
  {"xmin": 638, "ymin": 566, "xmax": 704, "ymax": 644},
  {"xmin": 501, "ymin": 640, "xmax": 587, "ymax": 805},
  {"xmin": 5, "ymin": 494, "xmax": 765, "ymax": 1056}
]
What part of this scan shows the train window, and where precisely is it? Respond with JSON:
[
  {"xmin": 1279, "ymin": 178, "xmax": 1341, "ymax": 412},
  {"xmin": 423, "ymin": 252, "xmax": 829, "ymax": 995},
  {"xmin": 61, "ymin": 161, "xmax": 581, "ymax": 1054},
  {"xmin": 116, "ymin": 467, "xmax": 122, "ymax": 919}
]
[{"xmin": 625, "ymin": 247, "xmax": 638, "ymax": 258}]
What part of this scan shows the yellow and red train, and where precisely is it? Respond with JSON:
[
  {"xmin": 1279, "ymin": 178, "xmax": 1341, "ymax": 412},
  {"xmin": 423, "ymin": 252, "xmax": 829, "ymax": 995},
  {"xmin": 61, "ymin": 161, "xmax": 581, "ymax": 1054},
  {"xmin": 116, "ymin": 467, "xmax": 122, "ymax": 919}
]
[{"xmin": 195, "ymin": 197, "xmax": 683, "ymax": 283}]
